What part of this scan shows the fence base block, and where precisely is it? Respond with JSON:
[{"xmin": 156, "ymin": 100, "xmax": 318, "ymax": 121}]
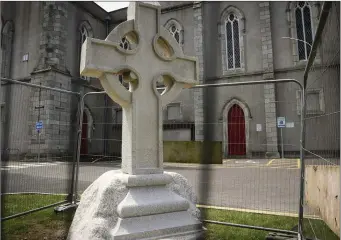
[
  {"xmin": 266, "ymin": 232, "xmax": 298, "ymax": 240},
  {"xmin": 266, "ymin": 232, "xmax": 316, "ymax": 240},
  {"xmin": 54, "ymin": 202, "xmax": 79, "ymax": 213}
]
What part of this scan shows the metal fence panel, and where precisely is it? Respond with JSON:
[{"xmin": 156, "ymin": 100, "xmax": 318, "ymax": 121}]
[
  {"xmin": 74, "ymin": 80, "xmax": 304, "ymax": 237},
  {"xmin": 1, "ymin": 78, "xmax": 80, "ymax": 221},
  {"xmin": 302, "ymin": 2, "xmax": 340, "ymax": 239}
]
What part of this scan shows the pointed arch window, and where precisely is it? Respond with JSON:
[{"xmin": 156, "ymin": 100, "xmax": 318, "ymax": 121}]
[
  {"xmin": 295, "ymin": 2, "xmax": 313, "ymax": 60},
  {"xmin": 1, "ymin": 21, "xmax": 14, "ymax": 78},
  {"xmin": 287, "ymin": 1, "xmax": 320, "ymax": 65},
  {"xmin": 164, "ymin": 19, "xmax": 184, "ymax": 47},
  {"xmin": 225, "ymin": 13, "xmax": 241, "ymax": 69},
  {"xmin": 80, "ymin": 25, "xmax": 88, "ymax": 46},
  {"xmin": 78, "ymin": 21, "xmax": 93, "ymax": 81},
  {"xmin": 220, "ymin": 6, "xmax": 245, "ymax": 75}
]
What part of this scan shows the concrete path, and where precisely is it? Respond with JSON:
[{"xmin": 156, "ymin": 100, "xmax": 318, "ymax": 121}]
[{"xmin": 1, "ymin": 159, "xmax": 304, "ymax": 216}]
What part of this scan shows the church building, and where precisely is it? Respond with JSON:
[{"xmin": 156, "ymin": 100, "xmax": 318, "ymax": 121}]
[{"xmin": 1, "ymin": 1, "xmax": 339, "ymax": 161}]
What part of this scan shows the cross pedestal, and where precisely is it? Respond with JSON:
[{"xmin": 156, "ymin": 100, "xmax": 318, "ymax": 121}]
[{"xmin": 68, "ymin": 2, "xmax": 204, "ymax": 239}]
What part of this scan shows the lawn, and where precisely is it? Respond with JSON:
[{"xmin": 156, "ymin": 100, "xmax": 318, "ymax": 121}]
[{"xmin": 1, "ymin": 194, "xmax": 339, "ymax": 240}]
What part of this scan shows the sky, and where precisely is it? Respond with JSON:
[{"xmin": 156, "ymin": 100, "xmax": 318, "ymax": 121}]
[{"xmin": 95, "ymin": 2, "xmax": 129, "ymax": 12}]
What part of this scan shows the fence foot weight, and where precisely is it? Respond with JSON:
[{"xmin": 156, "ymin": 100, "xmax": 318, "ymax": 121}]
[
  {"xmin": 266, "ymin": 232, "xmax": 317, "ymax": 240},
  {"xmin": 54, "ymin": 202, "xmax": 79, "ymax": 213},
  {"xmin": 266, "ymin": 232, "xmax": 298, "ymax": 240}
]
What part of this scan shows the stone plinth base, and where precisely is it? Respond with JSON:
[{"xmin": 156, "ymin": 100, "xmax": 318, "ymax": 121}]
[{"xmin": 67, "ymin": 170, "xmax": 204, "ymax": 240}]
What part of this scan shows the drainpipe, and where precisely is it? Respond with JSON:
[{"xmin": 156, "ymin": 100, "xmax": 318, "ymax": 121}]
[{"xmin": 103, "ymin": 16, "xmax": 111, "ymax": 157}]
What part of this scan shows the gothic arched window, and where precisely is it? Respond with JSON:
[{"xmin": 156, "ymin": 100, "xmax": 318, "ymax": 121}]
[
  {"xmin": 119, "ymin": 37, "xmax": 130, "ymax": 50},
  {"xmin": 220, "ymin": 6, "xmax": 246, "ymax": 75},
  {"xmin": 286, "ymin": 1, "xmax": 320, "ymax": 64},
  {"xmin": 78, "ymin": 21, "xmax": 93, "ymax": 81},
  {"xmin": 1, "ymin": 21, "xmax": 14, "ymax": 78},
  {"xmin": 295, "ymin": 2, "xmax": 313, "ymax": 60},
  {"xmin": 225, "ymin": 13, "xmax": 241, "ymax": 69},
  {"xmin": 80, "ymin": 25, "xmax": 88, "ymax": 46},
  {"xmin": 164, "ymin": 19, "xmax": 184, "ymax": 47}
]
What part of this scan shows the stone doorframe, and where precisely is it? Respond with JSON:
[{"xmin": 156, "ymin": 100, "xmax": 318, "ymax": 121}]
[{"xmin": 221, "ymin": 98, "xmax": 252, "ymax": 158}]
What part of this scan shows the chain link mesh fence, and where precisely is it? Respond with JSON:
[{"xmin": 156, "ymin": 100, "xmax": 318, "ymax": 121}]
[
  {"xmin": 1, "ymin": 78, "xmax": 80, "ymax": 221},
  {"xmin": 301, "ymin": 2, "xmax": 340, "ymax": 239},
  {"xmin": 72, "ymin": 80, "xmax": 304, "ymax": 237}
]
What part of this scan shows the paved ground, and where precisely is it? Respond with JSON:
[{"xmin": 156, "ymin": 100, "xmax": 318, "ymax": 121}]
[{"xmin": 1, "ymin": 158, "xmax": 336, "ymax": 216}]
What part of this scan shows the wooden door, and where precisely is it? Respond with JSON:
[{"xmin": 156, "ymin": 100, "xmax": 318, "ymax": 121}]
[{"xmin": 228, "ymin": 104, "xmax": 246, "ymax": 156}]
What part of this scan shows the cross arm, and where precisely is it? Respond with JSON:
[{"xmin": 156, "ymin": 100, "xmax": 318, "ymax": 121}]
[
  {"xmin": 155, "ymin": 55, "xmax": 198, "ymax": 106},
  {"xmin": 159, "ymin": 55, "xmax": 199, "ymax": 87},
  {"xmin": 80, "ymin": 38, "xmax": 132, "ymax": 107},
  {"xmin": 80, "ymin": 38, "xmax": 126, "ymax": 78}
]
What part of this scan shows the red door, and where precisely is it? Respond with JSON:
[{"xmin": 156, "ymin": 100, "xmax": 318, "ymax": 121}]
[
  {"xmin": 80, "ymin": 113, "xmax": 88, "ymax": 155},
  {"xmin": 228, "ymin": 104, "xmax": 246, "ymax": 156}
]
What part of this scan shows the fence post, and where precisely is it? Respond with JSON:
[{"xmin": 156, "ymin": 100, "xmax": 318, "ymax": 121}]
[
  {"xmin": 0, "ymin": 3, "xmax": 2, "ymax": 232},
  {"xmin": 298, "ymin": 2, "xmax": 333, "ymax": 237},
  {"xmin": 73, "ymin": 93, "xmax": 86, "ymax": 203},
  {"xmin": 55, "ymin": 94, "xmax": 82, "ymax": 212}
]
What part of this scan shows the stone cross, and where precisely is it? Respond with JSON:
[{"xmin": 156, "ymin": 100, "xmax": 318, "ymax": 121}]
[{"xmin": 80, "ymin": 2, "xmax": 198, "ymax": 175}]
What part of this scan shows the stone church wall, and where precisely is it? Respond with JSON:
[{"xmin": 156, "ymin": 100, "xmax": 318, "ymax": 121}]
[
  {"xmin": 1, "ymin": 2, "xmax": 41, "ymax": 80},
  {"xmin": 65, "ymin": 2, "xmax": 107, "ymax": 80}
]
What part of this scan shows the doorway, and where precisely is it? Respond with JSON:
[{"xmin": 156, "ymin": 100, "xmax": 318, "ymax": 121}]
[{"xmin": 228, "ymin": 104, "xmax": 246, "ymax": 156}]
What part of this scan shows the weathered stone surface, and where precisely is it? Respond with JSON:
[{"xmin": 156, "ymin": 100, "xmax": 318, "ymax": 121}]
[
  {"xmin": 193, "ymin": 4, "xmax": 204, "ymax": 142},
  {"xmin": 80, "ymin": 1, "xmax": 198, "ymax": 175},
  {"xmin": 68, "ymin": 170, "xmax": 202, "ymax": 240},
  {"xmin": 72, "ymin": 2, "xmax": 203, "ymax": 239},
  {"xmin": 305, "ymin": 165, "xmax": 340, "ymax": 237}
]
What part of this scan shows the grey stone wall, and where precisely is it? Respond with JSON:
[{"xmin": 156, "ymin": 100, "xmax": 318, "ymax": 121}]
[
  {"xmin": 28, "ymin": 2, "xmax": 74, "ymax": 157},
  {"xmin": 260, "ymin": 1, "xmax": 279, "ymax": 158},
  {"xmin": 193, "ymin": 2, "xmax": 205, "ymax": 141},
  {"xmin": 0, "ymin": 83, "xmax": 31, "ymax": 155},
  {"xmin": 159, "ymin": 5, "xmax": 195, "ymax": 127},
  {"xmin": 1, "ymin": 2, "xmax": 41, "ymax": 79},
  {"xmin": 1, "ymin": 1, "xmax": 339, "ymax": 160},
  {"xmin": 203, "ymin": 1, "xmax": 263, "ymax": 78},
  {"xmin": 65, "ymin": 2, "xmax": 107, "ymax": 79},
  {"xmin": 209, "ymin": 75, "xmax": 267, "ymax": 154},
  {"xmin": 35, "ymin": 2, "xmax": 68, "ymax": 72},
  {"xmin": 29, "ymin": 72, "xmax": 73, "ymax": 156},
  {"xmin": 275, "ymin": 68, "xmax": 340, "ymax": 154}
]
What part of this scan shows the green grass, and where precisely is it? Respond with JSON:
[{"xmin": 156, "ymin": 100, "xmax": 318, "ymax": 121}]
[
  {"xmin": 202, "ymin": 208, "xmax": 339, "ymax": 240},
  {"xmin": 1, "ymin": 194, "xmax": 339, "ymax": 240},
  {"xmin": 2, "ymin": 194, "xmax": 66, "ymax": 217},
  {"xmin": 2, "ymin": 194, "xmax": 74, "ymax": 240}
]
